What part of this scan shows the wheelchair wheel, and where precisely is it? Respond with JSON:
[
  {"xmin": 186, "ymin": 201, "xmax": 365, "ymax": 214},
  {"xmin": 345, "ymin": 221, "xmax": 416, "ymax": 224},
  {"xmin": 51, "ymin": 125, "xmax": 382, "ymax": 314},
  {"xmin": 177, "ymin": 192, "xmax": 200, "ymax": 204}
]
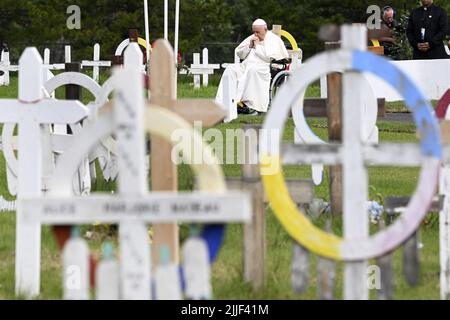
[{"xmin": 269, "ymin": 70, "xmax": 290, "ymax": 108}]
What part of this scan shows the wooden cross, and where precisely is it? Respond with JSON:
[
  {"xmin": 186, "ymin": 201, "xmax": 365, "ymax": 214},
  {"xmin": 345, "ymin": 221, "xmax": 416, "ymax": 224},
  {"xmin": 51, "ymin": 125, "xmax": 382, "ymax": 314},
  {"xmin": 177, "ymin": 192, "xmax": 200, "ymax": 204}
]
[
  {"xmin": 149, "ymin": 39, "xmax": 227, "ymax": 265},
  {"xmin": 19, "ymin": 44, "xmax": 250, "ymax": 299},
  {"xmin": 0, "ymin": 48, "xmax": 89, "ymax": 297},
  {"xmin": 81, "ymin": 43, "xmax": 112, "ymax": 83},
  {"xmin": 189, "ymin": 48, "xmax": 220, "ymax": 89}
]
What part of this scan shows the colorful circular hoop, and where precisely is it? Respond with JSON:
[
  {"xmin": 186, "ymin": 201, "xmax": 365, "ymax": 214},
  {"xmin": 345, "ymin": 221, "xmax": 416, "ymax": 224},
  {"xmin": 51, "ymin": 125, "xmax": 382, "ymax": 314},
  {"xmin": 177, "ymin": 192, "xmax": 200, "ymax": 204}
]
[
  {"xmin": 260, "ymin": 49, "xmax": 441, "ymax": 261},
  {"xmin": 115, "ymin": 38, "xmax": 151, "ymax": 57},
  {"xmin": 280, "ymin": 30, "xmax": 299, "ymax": 51},
  {"xmin": 435, "ymin": 89, "xmax": 450, "ymax": 119}
]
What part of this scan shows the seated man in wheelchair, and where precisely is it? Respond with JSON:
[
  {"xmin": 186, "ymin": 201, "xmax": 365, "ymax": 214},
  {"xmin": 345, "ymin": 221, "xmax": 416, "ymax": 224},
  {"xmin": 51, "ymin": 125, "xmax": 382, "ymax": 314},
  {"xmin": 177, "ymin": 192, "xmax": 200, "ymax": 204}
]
[{"xmin": 215, "ymin": 18, "xmax": 289, "ymax": 118}]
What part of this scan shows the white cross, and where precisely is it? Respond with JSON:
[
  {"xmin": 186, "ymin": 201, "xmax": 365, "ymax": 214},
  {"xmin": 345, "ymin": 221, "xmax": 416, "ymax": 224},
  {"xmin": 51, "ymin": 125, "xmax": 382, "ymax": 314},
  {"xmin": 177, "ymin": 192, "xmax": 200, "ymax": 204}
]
[
  {"xmin": 264, "ymin": 25, "xmax": 442, "ymax": 300},
  {"xmin": 19, "ymin": 43, "xmax": 250, "ymax": 299},
  {"xmin": 0, "ymin": 50, "xmax": 19, "ymax": 86},
  {"xmin": 42, "ymin": 48, "xmax": 65, "ymax": 72},
  {"xmin": 189, "ymin": 48, "xmax": 220, "ymax": 89},
  {"xmin": 0, "ymin": 48, "xmax": 89, "ymax": 297},
  {"xmin": 81, "ymin": 43, "xmax": 112, "ymax": 83}
]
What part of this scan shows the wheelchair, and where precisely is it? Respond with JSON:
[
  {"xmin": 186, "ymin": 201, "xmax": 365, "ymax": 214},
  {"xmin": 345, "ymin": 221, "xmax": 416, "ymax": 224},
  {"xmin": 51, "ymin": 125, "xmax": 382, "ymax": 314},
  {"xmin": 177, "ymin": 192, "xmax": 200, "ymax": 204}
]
[{"xmin": 268, "ymin": 58, "xmax": 292, "ymax": 108}]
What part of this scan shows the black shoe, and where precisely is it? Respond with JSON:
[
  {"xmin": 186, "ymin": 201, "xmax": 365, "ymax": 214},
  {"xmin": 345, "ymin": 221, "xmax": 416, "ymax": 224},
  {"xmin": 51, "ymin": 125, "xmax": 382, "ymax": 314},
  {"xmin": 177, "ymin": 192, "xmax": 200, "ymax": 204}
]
[{"xmin": 237, "ymin": 102, "xmax": 250, "ymax": 114}]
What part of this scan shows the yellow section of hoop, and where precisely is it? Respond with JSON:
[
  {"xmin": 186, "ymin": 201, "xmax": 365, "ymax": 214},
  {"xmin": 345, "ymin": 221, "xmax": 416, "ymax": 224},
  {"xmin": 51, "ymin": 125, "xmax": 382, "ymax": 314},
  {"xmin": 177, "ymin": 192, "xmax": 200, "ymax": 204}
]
[
  {"xmin": 280, "ymin": 30, "xmax": 299, "ymax": 51},
  {"xmin": 260, "ymin": 154, "xmax": 342, "ymax": 260}
]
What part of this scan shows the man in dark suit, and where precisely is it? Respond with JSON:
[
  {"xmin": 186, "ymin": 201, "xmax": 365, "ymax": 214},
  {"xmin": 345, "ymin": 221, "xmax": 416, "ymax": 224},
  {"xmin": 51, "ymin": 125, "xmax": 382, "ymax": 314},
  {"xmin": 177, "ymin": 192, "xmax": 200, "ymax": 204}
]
[{"xmin": 406, "ymin": 0, "xmax": 448, "ymax": 59}]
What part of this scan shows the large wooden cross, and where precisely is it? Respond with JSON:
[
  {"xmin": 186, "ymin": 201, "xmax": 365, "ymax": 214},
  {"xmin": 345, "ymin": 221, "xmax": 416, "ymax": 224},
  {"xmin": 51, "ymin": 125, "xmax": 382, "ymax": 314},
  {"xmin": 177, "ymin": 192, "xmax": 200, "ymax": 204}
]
[{"xmin": 149, "ymin": 39, "xmax": 227, "ymax": 265}]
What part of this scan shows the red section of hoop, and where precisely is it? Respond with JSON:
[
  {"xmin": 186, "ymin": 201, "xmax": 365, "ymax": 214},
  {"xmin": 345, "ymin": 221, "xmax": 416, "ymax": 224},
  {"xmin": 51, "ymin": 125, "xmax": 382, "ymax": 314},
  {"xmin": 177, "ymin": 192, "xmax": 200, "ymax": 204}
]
[{"xmin": 435, "ymin": 89, "xmax": 450, "ymax": 120}]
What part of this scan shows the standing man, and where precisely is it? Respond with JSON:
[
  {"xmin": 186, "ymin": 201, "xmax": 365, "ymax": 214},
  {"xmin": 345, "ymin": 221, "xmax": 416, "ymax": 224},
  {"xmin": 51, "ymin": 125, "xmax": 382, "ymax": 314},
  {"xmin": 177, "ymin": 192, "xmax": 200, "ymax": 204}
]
[
  {"xmin": 406, "ymin": 0, "xmax": 448, "ymax": 59},
  {"xmin": 216, "ymin": 18, "xmax": 289, "ymax": 120}
]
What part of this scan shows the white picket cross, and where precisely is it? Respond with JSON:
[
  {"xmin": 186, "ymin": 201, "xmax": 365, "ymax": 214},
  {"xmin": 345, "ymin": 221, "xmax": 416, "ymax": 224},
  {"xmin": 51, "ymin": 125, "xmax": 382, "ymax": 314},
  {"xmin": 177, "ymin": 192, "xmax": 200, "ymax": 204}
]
[
  {"xmin": 0, "ymin": 50, "xmax": 19, "ymax": 86},
  {"xmin": 81, "ymin": 43, "xmax": 112, "ymax": 83},
  {"xmin": 62, "ymin": 227, "xmax": 90, "ymax": 300},
  {"xmin": 95, "ymin": 242, "xmax": 120, "ymax": 300},
  {"xmin": 440, "ymin": 152, "xmax": 450, "ymax": 300},
  {"xmin": 190, "ymin": 49, "xmax": 220, "ymax": 89},
  {"xmin": 221, "ymin": 51, "xmax": 240, "ymax": 69},
  {"xmin": 0, "ymin": 48, "xmax": 89, "ymax": 297}
]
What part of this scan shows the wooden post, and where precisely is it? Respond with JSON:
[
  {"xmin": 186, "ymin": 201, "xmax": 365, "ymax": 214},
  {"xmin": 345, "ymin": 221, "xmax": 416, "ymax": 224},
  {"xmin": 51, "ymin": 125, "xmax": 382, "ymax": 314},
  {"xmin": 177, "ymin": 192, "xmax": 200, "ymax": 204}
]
[
  {"xmin": 376, "ymin": 219, "xmax": 394, "ymax": 300},
  {"xmin": 272, "ymin": 25, "xmax": 282, "ymax": 36},
  {"xmin": 317, "ymin": 217, "xmax": 336, "ymax": 300},
  {"xmin": 242, "ymin": 125, "xmax": 266, "ymax": 289},
  {"xmin": 325, "ymin": 41, "xmax": 343, "ymax": 216},
  {"xmin": 65, "ymin": 62, "xmax": 82, "ymax": 102},
  {"xmin": 403, "ymin": 232, "xmax": 420, "ymax": 286}
]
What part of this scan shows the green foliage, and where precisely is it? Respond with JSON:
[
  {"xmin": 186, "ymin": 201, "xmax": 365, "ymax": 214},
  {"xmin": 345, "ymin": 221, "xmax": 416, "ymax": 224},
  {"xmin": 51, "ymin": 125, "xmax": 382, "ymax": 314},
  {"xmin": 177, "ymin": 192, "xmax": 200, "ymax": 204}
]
[
  {"xmin": 391, "ymin": 13, "xmax": 413, "ymax": 60},
  {"xmin": 0, "ymin": 0, "xmax": 439, "ymax": 63}
]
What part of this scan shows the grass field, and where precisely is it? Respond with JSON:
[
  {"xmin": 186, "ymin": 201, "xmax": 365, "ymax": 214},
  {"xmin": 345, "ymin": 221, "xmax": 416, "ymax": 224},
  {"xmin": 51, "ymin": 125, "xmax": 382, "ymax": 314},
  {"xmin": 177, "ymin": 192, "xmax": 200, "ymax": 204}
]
[{"xmin": 0, "ymin": 73, "xmax": 441, "ymax": 300}]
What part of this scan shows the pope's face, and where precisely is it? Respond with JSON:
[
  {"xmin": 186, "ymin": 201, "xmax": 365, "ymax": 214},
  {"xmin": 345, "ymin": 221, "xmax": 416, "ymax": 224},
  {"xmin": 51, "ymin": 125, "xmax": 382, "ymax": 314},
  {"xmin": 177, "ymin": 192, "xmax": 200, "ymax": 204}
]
[{"xmin": 252, "ymin": 25, "xmax": 267, "ymax": 41}]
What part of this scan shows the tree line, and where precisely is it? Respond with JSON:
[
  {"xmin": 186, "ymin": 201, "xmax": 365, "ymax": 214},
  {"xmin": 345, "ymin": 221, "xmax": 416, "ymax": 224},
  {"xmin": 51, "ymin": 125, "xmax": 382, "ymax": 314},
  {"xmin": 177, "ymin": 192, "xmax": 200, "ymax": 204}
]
[{"xmin": 0, "ymin": 0, "xmax": 448, "ymax": 64}]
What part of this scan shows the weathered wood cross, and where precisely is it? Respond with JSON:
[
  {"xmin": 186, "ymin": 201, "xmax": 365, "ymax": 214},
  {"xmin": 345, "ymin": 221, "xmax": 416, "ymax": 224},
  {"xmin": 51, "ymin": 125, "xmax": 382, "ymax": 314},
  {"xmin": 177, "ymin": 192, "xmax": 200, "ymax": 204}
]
[{"xmin": 149, "ymin": 39, "xmax": 227, "ymax": 265}]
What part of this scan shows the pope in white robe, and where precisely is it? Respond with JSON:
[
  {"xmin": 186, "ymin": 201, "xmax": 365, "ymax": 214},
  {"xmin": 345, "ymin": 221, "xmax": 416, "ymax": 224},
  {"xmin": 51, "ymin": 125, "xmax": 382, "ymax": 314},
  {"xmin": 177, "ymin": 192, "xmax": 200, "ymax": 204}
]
[{"xmin": 216, "ymin": 19, "xmax": 289, "ymax": 121}]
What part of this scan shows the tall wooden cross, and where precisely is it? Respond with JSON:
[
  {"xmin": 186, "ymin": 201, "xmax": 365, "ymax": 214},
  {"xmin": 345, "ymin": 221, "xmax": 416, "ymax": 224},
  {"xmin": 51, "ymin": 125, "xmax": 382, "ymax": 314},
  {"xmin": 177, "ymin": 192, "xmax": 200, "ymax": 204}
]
[
  {"xmin": 149, "ymin": 39, "xmax": 227, "ymax": 265},
  {"xmin": 0, "ymin": 48, "xmax": 89, "ymax": 297}
]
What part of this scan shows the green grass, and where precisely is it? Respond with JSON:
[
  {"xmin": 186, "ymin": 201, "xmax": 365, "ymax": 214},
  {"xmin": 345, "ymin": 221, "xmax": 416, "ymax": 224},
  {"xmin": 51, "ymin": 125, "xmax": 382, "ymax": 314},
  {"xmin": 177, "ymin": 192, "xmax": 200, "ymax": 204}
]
[{"xmin": 0, "ymin": 73, "xmax": 442, "ymax": 299}]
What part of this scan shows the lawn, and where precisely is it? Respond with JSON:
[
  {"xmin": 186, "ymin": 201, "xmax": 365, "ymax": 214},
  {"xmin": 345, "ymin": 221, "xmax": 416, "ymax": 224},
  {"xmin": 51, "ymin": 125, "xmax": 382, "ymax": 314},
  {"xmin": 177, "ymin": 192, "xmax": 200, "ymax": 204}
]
[{"xmin": 0, "ymin": 73, "xmax": 441, "ymax": 300}]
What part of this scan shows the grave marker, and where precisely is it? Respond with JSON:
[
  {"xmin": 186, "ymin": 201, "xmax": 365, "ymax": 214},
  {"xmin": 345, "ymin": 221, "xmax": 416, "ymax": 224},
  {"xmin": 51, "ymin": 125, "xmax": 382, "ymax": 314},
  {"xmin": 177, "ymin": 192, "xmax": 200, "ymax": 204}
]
[
  {"xmin": 260, "ymin": 24, "xmax": 441, "ymax": 299},
  {"xmin": 81, "ymin": 44, "xmax": 112, "ymax": 83},
  {"xmin": 189, "ymin": 49, "xmax": 220, "ymax": 89},
  {"xmin": 18, "ymin": 43, "xmax": 250, "ymax": 299},
  {"xmin": 0, "ymin": 50, "xmax": 19, "ymax": 86},
  {"xmin": 149, "ymin": 39, "xmax": 226, "ymax": 266},
  {"xmin": 0, "ymin": 48, "xmax": 89, "ymax": 297}
]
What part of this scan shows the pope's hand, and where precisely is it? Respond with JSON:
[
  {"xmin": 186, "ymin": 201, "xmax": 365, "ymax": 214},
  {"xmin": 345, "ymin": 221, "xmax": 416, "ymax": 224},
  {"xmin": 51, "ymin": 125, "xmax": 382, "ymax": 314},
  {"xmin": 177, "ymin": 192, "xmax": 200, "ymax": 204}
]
[{"xmin": 250, "ymin": 36, "xmax": 259, "ymax": 48}]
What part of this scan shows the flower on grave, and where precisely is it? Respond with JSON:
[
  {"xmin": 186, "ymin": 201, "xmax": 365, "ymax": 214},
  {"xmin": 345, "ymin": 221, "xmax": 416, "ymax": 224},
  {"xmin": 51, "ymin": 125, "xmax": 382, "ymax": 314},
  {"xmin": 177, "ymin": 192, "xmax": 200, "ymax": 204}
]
[{"xmin": 367, "ymin": 200, "xmax": 384, "ymax": 224}]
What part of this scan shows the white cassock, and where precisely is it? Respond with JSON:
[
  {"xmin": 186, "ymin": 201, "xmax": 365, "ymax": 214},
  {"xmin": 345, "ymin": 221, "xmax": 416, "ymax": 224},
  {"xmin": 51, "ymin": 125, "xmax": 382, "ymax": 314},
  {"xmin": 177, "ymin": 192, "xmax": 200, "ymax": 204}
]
[{"xmin": 216, "ymin": 31, "xmax": 289, "ymax": 122}]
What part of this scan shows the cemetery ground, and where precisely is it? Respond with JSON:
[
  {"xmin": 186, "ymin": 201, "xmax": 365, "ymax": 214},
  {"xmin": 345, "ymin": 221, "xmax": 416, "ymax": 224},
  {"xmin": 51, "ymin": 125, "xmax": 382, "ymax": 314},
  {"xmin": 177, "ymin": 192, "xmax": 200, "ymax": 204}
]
[{"xmin": 0, "ymin": 73, "xmax": 441, "ymax": 299}]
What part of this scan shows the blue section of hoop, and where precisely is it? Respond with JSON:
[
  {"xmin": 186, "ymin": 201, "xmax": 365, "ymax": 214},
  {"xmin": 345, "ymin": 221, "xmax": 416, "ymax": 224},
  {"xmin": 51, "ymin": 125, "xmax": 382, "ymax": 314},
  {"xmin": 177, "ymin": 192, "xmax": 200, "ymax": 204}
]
[{"xmin": 352, "ymin": 51, "xmax": 441, "ymax": 159}]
